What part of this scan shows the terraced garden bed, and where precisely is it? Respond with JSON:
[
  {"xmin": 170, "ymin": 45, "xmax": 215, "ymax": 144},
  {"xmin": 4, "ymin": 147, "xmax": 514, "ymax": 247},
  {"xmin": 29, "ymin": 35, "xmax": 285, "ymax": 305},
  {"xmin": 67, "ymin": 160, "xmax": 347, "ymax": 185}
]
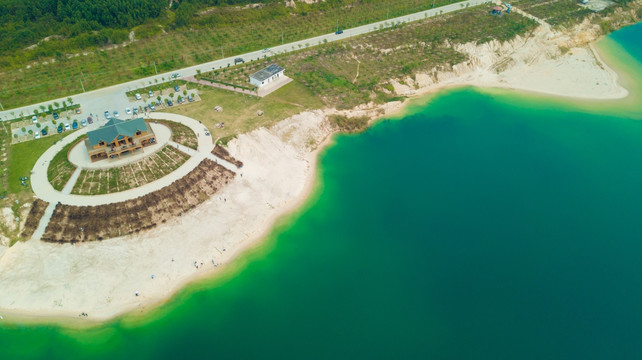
[
  {"xmin": 20, "ymin": 199, "xmax": 48, "ymax": 239},
  {"xmin": 71, "ymin": 146, "xmax": 190, "ymax": 195},
  {"xmin": 43, "ymin": 159, "xmax": 235, "ymax": 242}
]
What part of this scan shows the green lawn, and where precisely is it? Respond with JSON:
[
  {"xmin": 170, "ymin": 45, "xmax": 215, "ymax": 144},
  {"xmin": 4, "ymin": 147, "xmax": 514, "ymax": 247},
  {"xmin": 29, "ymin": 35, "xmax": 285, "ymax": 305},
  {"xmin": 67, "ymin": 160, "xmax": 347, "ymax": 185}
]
[
  {"xmin": 47, "ymin": 138, "xmax": 80, "ymax": 191},
  {"xmin": 166, "ymin": 80, "xmax": 324, "ymax": 142},
  {"xmin": 8, "ymin": 133, "xmax": 70, "ymax": 194}
]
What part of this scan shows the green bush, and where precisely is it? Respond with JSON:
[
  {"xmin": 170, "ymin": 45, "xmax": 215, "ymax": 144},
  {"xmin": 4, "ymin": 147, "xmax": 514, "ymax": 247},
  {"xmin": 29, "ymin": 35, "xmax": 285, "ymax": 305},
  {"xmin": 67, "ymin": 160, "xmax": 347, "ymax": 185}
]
[{"xmin": 329, "ymin": 115, "xmax": 369, "ymax": 132}]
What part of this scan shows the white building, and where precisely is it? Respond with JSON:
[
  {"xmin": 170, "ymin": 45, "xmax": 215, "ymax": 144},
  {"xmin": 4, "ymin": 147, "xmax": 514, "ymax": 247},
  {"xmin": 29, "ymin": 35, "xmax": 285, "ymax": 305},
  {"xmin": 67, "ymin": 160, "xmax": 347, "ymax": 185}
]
[{"xmin": 249, "ymin": 64, "xmax": 285, "ymax": 88}]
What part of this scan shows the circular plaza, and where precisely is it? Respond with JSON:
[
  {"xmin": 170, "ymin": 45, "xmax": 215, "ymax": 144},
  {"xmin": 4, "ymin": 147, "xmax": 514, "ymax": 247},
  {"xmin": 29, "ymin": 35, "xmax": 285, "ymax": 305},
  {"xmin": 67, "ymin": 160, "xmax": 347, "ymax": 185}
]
[{"xmin": 31, "ymin": 113, "xmax": 236, "ymax": 207}]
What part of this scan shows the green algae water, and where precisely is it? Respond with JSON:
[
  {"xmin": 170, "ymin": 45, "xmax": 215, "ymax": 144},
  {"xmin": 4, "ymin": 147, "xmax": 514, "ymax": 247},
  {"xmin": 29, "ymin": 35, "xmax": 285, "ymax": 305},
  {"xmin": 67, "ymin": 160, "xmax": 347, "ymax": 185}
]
[{"xmin": 2, "ymin": 23, "xmax": 642, "ymax": 359}]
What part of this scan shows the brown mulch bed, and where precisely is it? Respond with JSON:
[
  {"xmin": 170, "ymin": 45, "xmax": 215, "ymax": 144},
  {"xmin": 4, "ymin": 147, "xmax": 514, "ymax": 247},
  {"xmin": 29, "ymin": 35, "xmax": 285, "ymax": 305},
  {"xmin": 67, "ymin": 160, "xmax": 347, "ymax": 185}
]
[
  {"xmin": 41, "ymin": 159, "xmax": 235, "ymax": 243},
  {"xmin": 21, "ymin": 199, "xmax": 49, "ymax": 239},
  {"xmin": 212, "ymin": 145, "xmax": 243, "ymax": 168}
]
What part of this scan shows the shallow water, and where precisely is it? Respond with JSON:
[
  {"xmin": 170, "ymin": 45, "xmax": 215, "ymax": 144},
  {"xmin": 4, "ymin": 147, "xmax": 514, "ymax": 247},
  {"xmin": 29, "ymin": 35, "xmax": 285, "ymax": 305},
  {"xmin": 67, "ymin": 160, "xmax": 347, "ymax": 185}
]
[{"xmin": 1, "ymin": 22, "xmax": 642, "ymax": 360}]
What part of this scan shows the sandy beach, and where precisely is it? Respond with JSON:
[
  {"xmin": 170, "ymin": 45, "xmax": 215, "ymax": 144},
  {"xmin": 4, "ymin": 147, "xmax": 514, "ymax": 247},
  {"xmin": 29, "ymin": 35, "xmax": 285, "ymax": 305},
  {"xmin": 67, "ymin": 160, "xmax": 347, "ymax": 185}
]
[{"xmin": 0, "ymin": 19, "xmax": 633, "ymax": 324}]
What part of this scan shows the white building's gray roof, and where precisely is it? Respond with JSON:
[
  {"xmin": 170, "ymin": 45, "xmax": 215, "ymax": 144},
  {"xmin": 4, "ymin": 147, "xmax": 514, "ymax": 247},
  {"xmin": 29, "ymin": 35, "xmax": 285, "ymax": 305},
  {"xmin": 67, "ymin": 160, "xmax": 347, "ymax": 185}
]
[{"xmin": 250, "ymin": 64, "xmax": 284, "ymax": 82}]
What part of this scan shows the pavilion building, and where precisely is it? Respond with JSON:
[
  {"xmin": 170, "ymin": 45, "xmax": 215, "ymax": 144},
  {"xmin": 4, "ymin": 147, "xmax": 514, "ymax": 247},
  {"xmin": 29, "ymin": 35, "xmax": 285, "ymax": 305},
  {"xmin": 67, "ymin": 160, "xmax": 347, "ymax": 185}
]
[{"xmin": 85, "ymin": 118, "xmax": 156, "ymax": 162}]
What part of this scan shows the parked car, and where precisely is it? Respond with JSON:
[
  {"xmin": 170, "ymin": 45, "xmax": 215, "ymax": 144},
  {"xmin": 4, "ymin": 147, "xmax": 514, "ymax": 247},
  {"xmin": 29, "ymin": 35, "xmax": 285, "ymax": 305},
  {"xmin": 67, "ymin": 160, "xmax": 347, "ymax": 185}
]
[
  {"xmin": 53, "ymin": 112, "xmax": 59, "ymax": 120},
  {"xmin": 81, "ymin": 119, "xmax": 87, "ymax": 127},
  {"xmin": 41, "ymin": 129, "xmax": 47, "ymax": 136},
  {"xmin": 104, "ymin": 111, "xmax": 111, "ymax": 119},
  {"xmin": 234, "ymin": 57, "xmax": 245, "ymax": 64},
  {"xmin": 35, "ymin": 133, "xmax": 40, "ymax": 139},
  {"xmin": 135, "ymin": 93, "xmax": 141, "ymax": 100},
  {"xmin": 113, "ymin": 110, "xmax": 119, "ymax": 118},
  {"xmin": 188, "ymin": 94, "xmax": 194, "ymax": 102},
  {"xmin": 126, "ymin": 108, "xmax": 131, "ymax": 115},
  {"xmin": 335, "ymin": 29, "xmax": 344, "ymax": 35},
  {"xmin": 75, "ymin": 108, "xmax": 81, "ymax": 114},
  {"xmin": 174, "ymin": 85, "xmax": 179, "ymax": 92},
  {"xmin": 57, "ymin": 126, "xmax": 63, "ymax": 134},
  {"xmin": 262, "ymin": 48, "xmax": 270, "ymax": 53},
  {"xmin": 32, "ymin": 115, "xmax": 38, "ymax": 123},
  {"xmin": 65, "ymin": 124, "xmax": 70, "ymax": 131},
  {"xmin": 87, "ymin": 116, "xmax": 93, "ymax": 124},
  {"xmin": 72, "ymin": 122, "xmax": 78, "ymax": 130},
  {"xmin": 149, "ymin": 90, "xmax": 154, "ymax": 97},
  {"xmin": 167, "ymin": 100, "xmax": 173, "ymax": 107},
  {"xmin": 171, "ymin": 73, "xmax": 181, "ymax": 79},
  {"xmin": 133, "ymin": 108, "xmax": 138, "ymax": 115},
  {"xmin": 149, "ymin": 104, "xmax": 155, "ymax": 111}
]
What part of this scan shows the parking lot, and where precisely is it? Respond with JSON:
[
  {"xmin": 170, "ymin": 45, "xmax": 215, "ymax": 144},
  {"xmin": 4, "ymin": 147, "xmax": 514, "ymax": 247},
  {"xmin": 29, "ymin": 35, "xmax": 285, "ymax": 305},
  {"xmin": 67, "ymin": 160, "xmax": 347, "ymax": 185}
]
[{"xmin": 10, "ymin": 110, "xmax": 96, "ymax": 144}]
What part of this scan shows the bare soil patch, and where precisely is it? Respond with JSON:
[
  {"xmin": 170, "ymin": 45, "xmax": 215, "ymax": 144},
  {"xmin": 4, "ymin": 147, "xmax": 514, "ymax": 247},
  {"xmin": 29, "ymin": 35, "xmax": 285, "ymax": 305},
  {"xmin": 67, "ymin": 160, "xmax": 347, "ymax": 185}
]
[
  {"xmin": 212, "ymin": 145, "xmax": 244, "ymax": 168},
  {"xmin": 42, "ymin": 159, "xmax": 235, "ymax": 242},
  {"xmin": 20, "ymin": 199, "xmax": 48, "ymax": 239}
]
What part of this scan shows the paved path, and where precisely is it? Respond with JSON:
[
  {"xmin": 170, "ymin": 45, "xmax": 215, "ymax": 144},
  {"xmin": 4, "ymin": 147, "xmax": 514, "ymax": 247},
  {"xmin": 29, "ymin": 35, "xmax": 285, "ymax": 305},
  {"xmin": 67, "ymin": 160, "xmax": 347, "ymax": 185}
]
[
  {"xmin": 257, "ymin": 76, "xmax": 293, "ymax": 97},
  {"xmin": 29, "ymin": 112, "xmax": 232, "ymax": 208},
  {"xmin": 510, "ymin": 5, "xmax": 552, "ymax": 30},
  {"xmin": 0, "ymin": 0, "xmax": 491, "ymax": 121},
  {"xmin": 30, "ymin": 202, "xmax": 57, "ymax": 242}
]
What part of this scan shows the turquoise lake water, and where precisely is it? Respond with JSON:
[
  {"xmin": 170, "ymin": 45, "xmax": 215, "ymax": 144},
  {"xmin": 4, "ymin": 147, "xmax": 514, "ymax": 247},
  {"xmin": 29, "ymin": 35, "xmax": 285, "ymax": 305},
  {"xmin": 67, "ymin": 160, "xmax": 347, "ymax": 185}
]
[{"xmin": 1, "ymin": 22, "xmax": 641, "ymax": 359}]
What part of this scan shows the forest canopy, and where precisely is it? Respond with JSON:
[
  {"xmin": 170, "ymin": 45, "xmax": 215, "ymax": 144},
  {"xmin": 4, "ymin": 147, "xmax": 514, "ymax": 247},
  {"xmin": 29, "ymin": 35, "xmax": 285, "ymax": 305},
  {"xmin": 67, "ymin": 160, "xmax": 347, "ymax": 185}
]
[{"xmin": 0, "ymin": 0, "xmax": 279, "ymax": 54}]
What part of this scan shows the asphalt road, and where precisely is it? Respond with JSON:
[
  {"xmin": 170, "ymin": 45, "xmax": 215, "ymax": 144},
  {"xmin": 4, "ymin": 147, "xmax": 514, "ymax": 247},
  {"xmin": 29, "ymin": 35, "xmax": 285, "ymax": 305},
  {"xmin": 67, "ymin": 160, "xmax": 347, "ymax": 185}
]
[{"xmin": 0, "ymin": 0, "xmax": 491, "ymax": 122}]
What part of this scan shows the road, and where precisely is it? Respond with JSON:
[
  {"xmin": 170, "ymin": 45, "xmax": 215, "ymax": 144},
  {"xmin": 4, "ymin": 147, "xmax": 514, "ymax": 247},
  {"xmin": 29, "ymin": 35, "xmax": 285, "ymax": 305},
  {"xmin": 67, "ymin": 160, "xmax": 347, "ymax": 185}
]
[{"xmin": 0, "ymin": 0, "xmax": 491, "ymax": 121}]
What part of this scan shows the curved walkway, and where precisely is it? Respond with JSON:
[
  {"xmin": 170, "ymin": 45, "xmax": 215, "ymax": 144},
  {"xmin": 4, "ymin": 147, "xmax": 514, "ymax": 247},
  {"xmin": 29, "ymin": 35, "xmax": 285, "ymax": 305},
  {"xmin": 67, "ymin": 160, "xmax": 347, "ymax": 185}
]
[{"xmin": 30, "ymin": 112, "xmax": 236, "ymax": 207}]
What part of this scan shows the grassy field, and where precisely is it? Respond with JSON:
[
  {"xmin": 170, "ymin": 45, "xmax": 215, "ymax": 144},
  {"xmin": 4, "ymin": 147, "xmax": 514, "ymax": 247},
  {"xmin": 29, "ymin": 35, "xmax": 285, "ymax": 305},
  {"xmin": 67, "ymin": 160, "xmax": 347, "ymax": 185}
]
[
  {"xmin": 9, "ymin": 133, "xmax": 71, "ymax": 194},
  {"xmin": 202, "ymin": 7, "xmax": 538, "ymax": 110},
  {"xmin": 510, "ymin": 0, "xmax": 593, "ymax": 27},
  {"xmin": 165, "ymin": 80, "xmax": 324, "ymax": 142},
  {"xmin": 46, "ymin": 136, "xmax": 83, "ymax": 191},
  {"xmin": 71, "ymin": 146, "xmax": 189, "ymax": 195},
  {"xmin": 0, "ymin": 0, "xmax": 465, "ymax": 110},
  {"xmin": 155, "ymin": 120, "xmax": 199, "ymax": 149}
]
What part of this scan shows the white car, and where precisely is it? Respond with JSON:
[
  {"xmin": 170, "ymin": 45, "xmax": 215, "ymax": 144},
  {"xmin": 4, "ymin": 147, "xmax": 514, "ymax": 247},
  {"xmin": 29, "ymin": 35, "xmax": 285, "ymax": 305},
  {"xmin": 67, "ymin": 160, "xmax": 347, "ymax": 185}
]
[
  {"xmin": 32, "ymin": 115, "xmax": 38, "ymax": 123},
  {"xmin": 65, "ymin": 124, "xmax": 70, "ymax": 131},
  {"xmin": 135, "ymin": 93, "xmax": 141, "ymax": 100},
  {"xmin": 262, "ymin": 48, "xmax": 270, "ymax": 53},
  {"xmin": 35, "ymin": 133, "xmax": 40, "ymax": 139},
  {"xmin": 126, "ymin": 108, "xmax": 132, "ymax": 115}
]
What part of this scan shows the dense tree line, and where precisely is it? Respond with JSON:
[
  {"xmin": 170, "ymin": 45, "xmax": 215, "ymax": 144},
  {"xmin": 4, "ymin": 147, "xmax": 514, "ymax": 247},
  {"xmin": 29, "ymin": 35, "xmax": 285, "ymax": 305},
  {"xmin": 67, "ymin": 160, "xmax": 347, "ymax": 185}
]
[
  {"xmin": 0, "ymin": 0, "xmax": 166, "ymax": 52},
  {"xmin": 0, "ymin": 0, "xmax": 363, "ymax": 69},
  {"xmin": 0, "ymin": 0, "xmax": 285, "ymax": 55}
]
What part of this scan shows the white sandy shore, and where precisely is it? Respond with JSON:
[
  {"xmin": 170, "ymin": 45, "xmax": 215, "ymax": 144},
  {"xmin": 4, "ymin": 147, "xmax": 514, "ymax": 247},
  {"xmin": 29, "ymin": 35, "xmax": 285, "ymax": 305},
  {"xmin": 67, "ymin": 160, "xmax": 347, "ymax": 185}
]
[{"xmin": 0, "ymin": 21, "xmax": 633, "ymax": 324}]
